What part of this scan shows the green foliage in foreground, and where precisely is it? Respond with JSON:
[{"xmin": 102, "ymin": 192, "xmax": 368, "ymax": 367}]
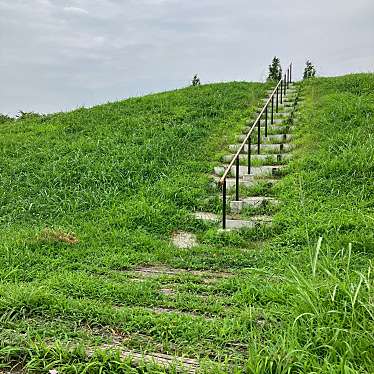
[{"xmin": 0, "ymin": 74, "xmax": 373, "ymax": 373}]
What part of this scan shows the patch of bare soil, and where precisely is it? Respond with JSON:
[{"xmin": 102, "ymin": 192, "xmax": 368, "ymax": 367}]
[{"xmin": 171, "ymin": 231, "xmax": 198, "ymax": 248}]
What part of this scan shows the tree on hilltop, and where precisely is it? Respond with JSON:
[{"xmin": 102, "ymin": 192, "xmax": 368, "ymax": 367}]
[
  {"xmin": 191, "ymin": 74, "xmax": 201, "ymax": 86},
  {"xmin": 303, "ymin": 60, "xmax": 316, "ymax": 79},
  {"xmin": 267, "ymin": 56, "xmax": 282, "ymax": 81}
]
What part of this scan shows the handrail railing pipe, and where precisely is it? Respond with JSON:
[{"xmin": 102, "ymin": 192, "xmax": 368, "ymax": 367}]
[{"xmin": 220, "ymin": 62, "xmax": 293, "ymax": 228}]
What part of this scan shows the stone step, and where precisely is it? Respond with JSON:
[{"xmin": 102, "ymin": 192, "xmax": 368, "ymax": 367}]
[
  {"xmin": 267, "ymin": 85, "xmax": 296, "ymax": 91},
  {"xmin": 267, "ymin": 88, "xmax": 297, "ymax": 93},
  {"xmin": 224, "ymin": 216, "xmax": 272, "ymax": 230},
  {"xmin": 261, "ymin": 102, "xmax": 295, "ymax": 109},
  {"xmin": 237, "ymin": 133, "xmax": 292, "ymax": 143},
  {"xmin": 230, "ymin": 196, "xmax": 280, "ymax": 213},
  {"xmin": 228, "ymin": 143, "xmax": 294, "ymax": 154},
  {"xmin": 256, "ymin": 118, "xmax": 285, "ymax": 125},
  {"xmin": 265, "ymin": 93, "xmax": 297, "ymax": 100},
  {"xmin": 214, "ymin": 164, "xmax": 283, "ymax": 178},
  {"xmin": 194, "ymin": 212, "xmax": 272, "ymax": 230},
  {"xmin": 222, "ymin": 153, "xmax": 292, "ymax": 164},
  {"xmin": 245, "ymin": 121, "xmax": 289, "ymax": 131},
  {"xmin": 220, "ymin": 176, "xmax": 280, "ymax": 189},
  {"xmin": 88, "ymin": 347, "xmax": 199, "ymax": 373},
  {"xmin": 280, "ymin": 101, "xmax": 296, "ymax": 108},
  {"xmin": 256, "ymin": 109, "xmax": 291, "ymax": 117},
  {"xmin": 242, "ymin": 125, "xmax": 295, "ymax": 135},
  {"xmin": 262, "ymin": 95, "xmax": 296, "ymax": 103}
]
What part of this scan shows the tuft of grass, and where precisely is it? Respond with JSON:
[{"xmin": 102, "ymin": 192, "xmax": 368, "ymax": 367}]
[{"xmin": 37, "ymin": 227, "xmax": 79, "ymax": 245}]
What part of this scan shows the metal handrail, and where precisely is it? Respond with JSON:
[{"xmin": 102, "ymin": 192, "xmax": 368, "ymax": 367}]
[
  {"xmin": 220, "ymin": 62, "xmax": 293, "ymax": 229},
  {"xmin": 218, "ymin": 79, "xmax": 283, "ymax": 184}
]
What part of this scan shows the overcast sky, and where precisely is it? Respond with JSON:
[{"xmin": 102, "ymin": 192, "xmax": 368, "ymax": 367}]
[{"xmin": 0, "ymin": 0, "xmax": 373, "ymax": 115}]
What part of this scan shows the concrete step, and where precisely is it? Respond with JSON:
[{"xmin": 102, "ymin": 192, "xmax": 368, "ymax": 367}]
[
  {"xmin": 247, "ymin": 118, "xmax": 286, "ymax": 126},
  {"xmin": 222, "ymin": 153, "xmax": 292, "ymax": 164},
  {"xmin": 256, "ymin": 109, "xmax": 291, "ymax": 117},
  {"xmin": 261, "ymin": 102, "xmax": 295, "ymax": 109},
  {"xmin": 279, "ymin": 101, "xmax": 296, "ymax": 108},
  {"xmin": 219, "ymin": 176, "xmax": 280, "ymax": 189},
  {"xmin": 265, "ymin": 92, "xmax": 297, "ymax": 99},
  {"xmin": 262, "ymin": 96, "xmax": 296, "ymax": 103},
  {"xmin": 230, "ymin": 196, "xmax": 280, "ymax": 213},
  {"xmin": 237, "ymin": 133, "xmax": 292, "ymax": 143},
  {"xmin": 242, "ymin": 125, "xmax": 295, "ymax": 135},
  {"xmin": 229, "ymin": 143, "xmax": 294, "ymax": 154},
  {"xmin": 214, "ymin": 164, "xmax": 283, "ymax": 178},
  {"xmin": 256, "ymin": 118, "xmax": 285, "ymax": 125},
  {"xmin": 267, "ymin": 88, "xmax": 297, "ymax": 93},
  {"xmin": 194, "ymin": 212, "xmax": 272, "ymax": 230},
  {"xmin": 224, "ymin": 216, "xmax": 273, "ymax": 230}
]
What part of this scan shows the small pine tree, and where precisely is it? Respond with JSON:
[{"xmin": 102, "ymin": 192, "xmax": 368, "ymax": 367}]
[
  {"xmin": 267, "ymin": 57, "xmax": 282, "ymax": 81},
  {"xmin": 191, "ymin": 74, "xmax": 201, "ymax": 86},
  {"xmin": 303, "ymin": 60, "xmax": 316, "ymax": 79}
]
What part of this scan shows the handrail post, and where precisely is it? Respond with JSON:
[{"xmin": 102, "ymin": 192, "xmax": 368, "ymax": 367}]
[
  {"xmin": 235, "ymin": 157, "xmax": 239, "ymax": 201},
  {"xmin": 280, "ymin": 80, "xmax": 283, "ymax": 104},
  {"xmin": 287, "ymin": 70, "xmax": 289, "ymax": 88},
  {"xmin": 222, "ymin": 180, "xmax": 226, "ymax": 229},
  {"xmin": 276, "ymin": 87, "xmax": 279, "ymax": 112},
  {"xmin": 290, "ymin": 63, "xmax": 292, "ymax": 83},
  {"xmin": 284, "ymin": 74, "xmax": 287, "ymax": 95},
  {"xmin": 271, "ymin": 95, "xmax": 274, "ymax": 124},
  {"xmin": 265, "ymin": 105, "xmax": 268, "ymax": 137},
  {"xmin": 257, "ymin": 119, "xmax": 261, "ymax": 154},
  {"xmin": 248, "ymin": 136, "xmax": 251, "ymax": 174}
]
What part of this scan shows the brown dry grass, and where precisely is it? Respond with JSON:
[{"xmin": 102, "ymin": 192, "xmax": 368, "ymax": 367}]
[{"xmin": 38, "ymin": 227, "xmax": 79, "ymax": 245}]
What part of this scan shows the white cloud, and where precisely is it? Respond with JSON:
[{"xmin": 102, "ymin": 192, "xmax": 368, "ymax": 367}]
[
  {"xmin": 63, "ymin": 6, "xmax": 89, "ymax": 15},
  {"xmin": 1, "ymin": 0, "xmax": 373, "ymax": 115}
]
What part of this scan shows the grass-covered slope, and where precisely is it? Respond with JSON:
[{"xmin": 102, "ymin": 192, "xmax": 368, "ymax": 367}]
[
  {"xmin": 267, "ymin": 73, "xmax": 374, "ymax": 372},
  {"xmin": 0, "ymin": 82, "xmax": 269, "ymax": 369},
  {"xmin": 0, "ymin": 74, "xmax": 373, "ymax": 373},
  {"xmin": 278, "ymin": 73, "xmax": 374, "ymax": 250},
  {"xmin": 0, "ymin": 82, "xmax": 264, "ymax": 267}
]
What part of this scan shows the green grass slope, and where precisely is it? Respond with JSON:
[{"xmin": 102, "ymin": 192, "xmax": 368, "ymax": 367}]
[
  {"xmin": 0, "ymin": 82, "xmax": 268, "ymax": 370},
  {"xmin": 0, "ymin": 74, "xmax": 373, "ymax": 373},
  {"xmin": 267, "ymin": 73, "xmax": 374, "ymax": 373},
  {"xmin": 0, "ymin": 82, "xmax": 265, "ymax": 269}
]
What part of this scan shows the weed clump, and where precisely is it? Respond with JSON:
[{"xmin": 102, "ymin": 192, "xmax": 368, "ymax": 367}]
[{"xmin": 37, "ymin": 227, "xmax": 79, "ymax": 245}]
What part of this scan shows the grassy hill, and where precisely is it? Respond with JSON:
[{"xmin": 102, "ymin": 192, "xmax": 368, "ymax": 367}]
[
  {"xmin": 0, "ymin": 74, "xmax": 373, "ymax": 373},
  {"xmin": 0, "ymin": 82, "xmax": 265, "ymax": 265}
]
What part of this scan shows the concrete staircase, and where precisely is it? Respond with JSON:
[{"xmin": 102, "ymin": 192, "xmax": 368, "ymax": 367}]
[{"xmin": 194, "ymin": 83, "xmax": 301, "ymax": 230}]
